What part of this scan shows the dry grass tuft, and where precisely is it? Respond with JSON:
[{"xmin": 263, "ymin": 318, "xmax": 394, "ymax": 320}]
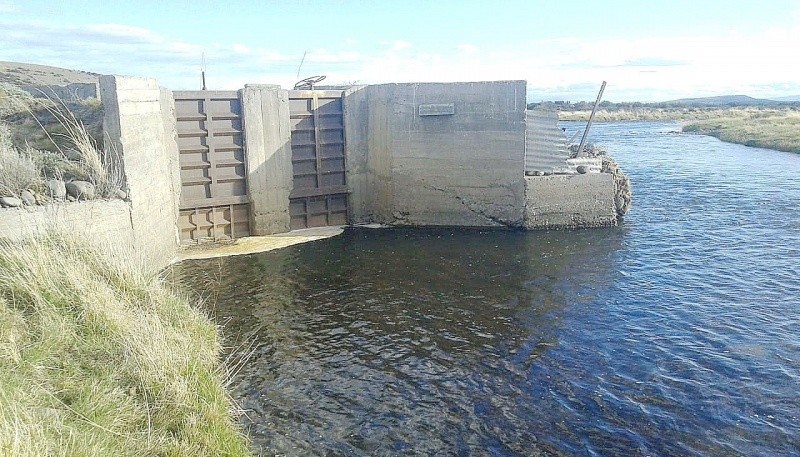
[
  {"xmin": 0, "ymin": 123, "xmax": 43, "ymax": 198},
  {"xmin": 1, "ymin": 83, "xmax": 123, "ymax": 198},
  {"xmin": 26, "ymin": 90, "xmax": 124, "ymax": 197},
  {"xmin": 0, "ymin": 235, "xmax": 251, "ymax": 456}
]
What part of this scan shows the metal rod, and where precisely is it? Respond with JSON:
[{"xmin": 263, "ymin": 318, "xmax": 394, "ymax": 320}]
[
  {"xmin": 576, "ymin": 81, "xmax": 606, "ymax": 157},
  {"xmin": 201, "ymin": 53, "xmax": 207, "ymax": 90}
]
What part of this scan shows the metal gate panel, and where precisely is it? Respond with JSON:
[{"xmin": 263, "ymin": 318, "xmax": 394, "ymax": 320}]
[
  {"xmin": 288, "ymin": 90, "xmax": 348, "ymax": 230},
  {"xmin": 177, "ymin": 204, "xmax": 249, "ymax": 242},
  {"xmin": 174, "ymin": 90, "xmax": 250, "ymax": 242}
]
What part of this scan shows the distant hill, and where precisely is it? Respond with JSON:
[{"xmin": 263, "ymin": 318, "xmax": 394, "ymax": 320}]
[
  {"xmin": 0, "ymin": 61, "xmax": 99, "ymax": 87},
  {"xmin": 664, "ymin": 95, "xmax": 783, "ymax": 106}
]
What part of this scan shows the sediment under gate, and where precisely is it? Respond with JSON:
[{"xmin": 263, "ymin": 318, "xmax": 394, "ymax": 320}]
[{"xmin": 174, "ymin": 89, "xmax": 349, "ymax": 242}]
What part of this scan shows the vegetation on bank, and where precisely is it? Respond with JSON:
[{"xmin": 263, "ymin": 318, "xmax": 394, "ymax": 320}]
[
  {"xmin": 0, "ymin": 235, "xmax": 250, "ymax": 456},
  {"xmin": 682, "ymin": 110, "xmax": 800, "ymax": 153},
  {"xmin": 556, "ymin": 106, "xmax": 727, "ymax": 121},
  {"xmin": 0, "ymin": 82, "xmax": 123, "ymax": 203},
  {"xmin": 552, "ymin": 103, "xmax": 800, "ymax": 123},
  {"xmin": 545, "ymin": 99, "xmax": 800, "ymax": 153}
]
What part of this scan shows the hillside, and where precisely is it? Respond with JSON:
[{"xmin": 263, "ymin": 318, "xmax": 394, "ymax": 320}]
[
  {"xmin": 0, "ymin": 61, "xmax": 99, "ymax": 87},
  {"xmin": 0, "ymin": 62, "xmax": 104, "ymax": 157}
]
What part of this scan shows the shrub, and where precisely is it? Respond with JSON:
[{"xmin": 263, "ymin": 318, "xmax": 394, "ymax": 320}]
[
  {"xmin": 0, "ymin": 123, "xmax": 43, "ymax": 198},
  {"xmin": 0, "ymin": 83, "xmax": 39, "ymax": 118}
]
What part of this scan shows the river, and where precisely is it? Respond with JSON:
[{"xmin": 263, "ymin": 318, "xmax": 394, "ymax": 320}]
[{"xmin": 175, "ymin": 121, "xmax": 800, "ymax": 456}]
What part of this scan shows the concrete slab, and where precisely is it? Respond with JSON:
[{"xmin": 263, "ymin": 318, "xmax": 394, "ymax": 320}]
[
  {"xmin": 173, "ymin": 226, "xmax": 344, "ymax": 262},
  {"xmin": 524, "ymin": 174, "xmax": 618, "ymax": 229}
]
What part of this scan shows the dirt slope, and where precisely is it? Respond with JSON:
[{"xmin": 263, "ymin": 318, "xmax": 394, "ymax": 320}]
[{"xmin": 0, "ymin": 61, "xmax": 99, "ymax": 86}]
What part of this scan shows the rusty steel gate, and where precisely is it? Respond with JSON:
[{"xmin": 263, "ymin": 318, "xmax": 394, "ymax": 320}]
[
  {"xmin": 174, "ymin": 91, "xmax": 250, "ymax": 242},
  {"xmin": 288, "ymin": 90, "xmax": 349, "ymax": 230}
]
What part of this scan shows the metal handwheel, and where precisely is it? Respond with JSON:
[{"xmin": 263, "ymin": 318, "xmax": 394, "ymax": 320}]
[{"xmin": 294, "ymin": 75, "xmax": 326, "ymax": 90}]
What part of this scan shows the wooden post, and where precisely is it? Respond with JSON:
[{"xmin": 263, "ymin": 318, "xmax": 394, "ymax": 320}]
[{"xmin": 576, "ymin": 81, "xmax": 606, "ymax": 157}]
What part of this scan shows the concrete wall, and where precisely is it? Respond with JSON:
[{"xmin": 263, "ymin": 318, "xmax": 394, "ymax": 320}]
[
  {"xmin": 240, "ymin": 85, "xmax": 293, "ymax": 235},
  {"xmin": 343, "ymin": 85, "xmax": 392, "ymax": 223},
  {"xmin": 345, "ymin": 81, "xmax": 527, "ymax": 227},
  {"xmin": 101, "ymin": 75, "xmax": 181, "ymax": 268},
  {"xmin": 0, "ymin": 201, "xmax": 135, "ymax": 253},
  {"xmin": 524, "ymin": 174, "xmax": 618, "ymax": 229}
]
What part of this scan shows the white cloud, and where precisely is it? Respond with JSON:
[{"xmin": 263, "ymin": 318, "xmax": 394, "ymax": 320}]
[
  {"xmin": 457, "ymin": 44, "xmax": 480, "ymax": 54},
  {"xmin": 306, "ymin": 49, "xmax": 362, "ymax": 63},
  {"xmin": 1, "ymin": 17, "xmax": 799, "ymax": 100},
  {"xmin": 0, "ymin": 0, "xmax": 15, "ymax": 13},
  {"xmin": 391, "ymin": 40, "xmax": 412, "ymax": 51},
  {"xmin": 85, "ymin": 23, "xmax": 162, "ymax": 42},
  {"xmin": 0, "ymin": 19, "xmax": 298, "ymax": 89},
  {"xmin": 231, "ymin": 43, "xmax": 252, "ymax": 55}
]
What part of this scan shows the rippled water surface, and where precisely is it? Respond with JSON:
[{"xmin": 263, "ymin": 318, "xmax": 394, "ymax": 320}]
[{"xmin": 176, "ymin": 122, "xmax": 800, "ymax": 456}]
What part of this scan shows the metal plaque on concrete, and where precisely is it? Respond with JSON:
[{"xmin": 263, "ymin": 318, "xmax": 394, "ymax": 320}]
[{"xmin": 418, "ymin": 103, "xmax": 455, "ymax": 116}]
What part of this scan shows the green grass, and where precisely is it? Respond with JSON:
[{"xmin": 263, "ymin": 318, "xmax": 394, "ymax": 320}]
[
  {"xmin": 0, "ymin": 235, "xmax": 251, "ymax": 456},
  {"xmin": 682, "ymin": 109, "xmax": 800, "ymax": 153}
]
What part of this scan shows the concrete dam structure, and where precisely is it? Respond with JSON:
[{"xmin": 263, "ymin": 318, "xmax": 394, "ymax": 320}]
[
  {"xmin": 181, "ymin": 78, "xmax": 626, "ymax": 240},
  {"xmin": 1, "ymin": 75, "xmax": 629, "ymax": 267}
]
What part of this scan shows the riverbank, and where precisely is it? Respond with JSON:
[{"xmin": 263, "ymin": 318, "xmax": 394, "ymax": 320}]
[
  {"xmin": 0, "ymin": 235, "xmax": 250, "ymax": 456},
  {"xmin": 682, "ymin": 110, "xmax": 800, "ymax": 153},
  {"xmin": 558, "ymin": 107, "xmax": 715, "ymax": 121},
  {"xmin": 559, "ymin": 107, "xmax": 800, "ymax": 153}
]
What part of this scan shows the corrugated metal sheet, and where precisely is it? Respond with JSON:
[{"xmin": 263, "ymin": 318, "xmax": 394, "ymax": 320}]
[{"xmin": 525, "ymin": 109, "xmax": 570, "ymax": 173}]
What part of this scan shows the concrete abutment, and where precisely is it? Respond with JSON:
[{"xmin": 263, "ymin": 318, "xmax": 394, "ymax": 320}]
[{"xmin": 240, "ymin": 84, "xmax": 293, "ymax": 235}]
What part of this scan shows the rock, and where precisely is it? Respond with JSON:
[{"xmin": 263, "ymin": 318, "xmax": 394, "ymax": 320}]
[
  {"xmin": 114, "ymin": 189, "xmax": 127, "ymax": 200},
  {"xmin": 66, "ymin": 180, "xmax": 95, "ymax": 200},
  {"xmin": 0, "ymin": 196, "xmax": 23, "ymax": 208},
  {"xmin": 63, "ymin": 148, "xmax": 82, "ymax": 161},
  {"xmin": 20, "ymin": 190, "xmax": 36, "ymax": 206},
  {"xmin": 576, "ymin": 165, "xmax": 589, "ymax": 174},
  {"xmin": 47, "ymin": 180, "xmax": 67, "ymax": 200}
]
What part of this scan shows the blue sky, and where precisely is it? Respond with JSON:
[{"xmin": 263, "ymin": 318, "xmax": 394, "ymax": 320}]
[{"xmin": 1, "ymin": 0, "xmax": 799, "ymax": 101}]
